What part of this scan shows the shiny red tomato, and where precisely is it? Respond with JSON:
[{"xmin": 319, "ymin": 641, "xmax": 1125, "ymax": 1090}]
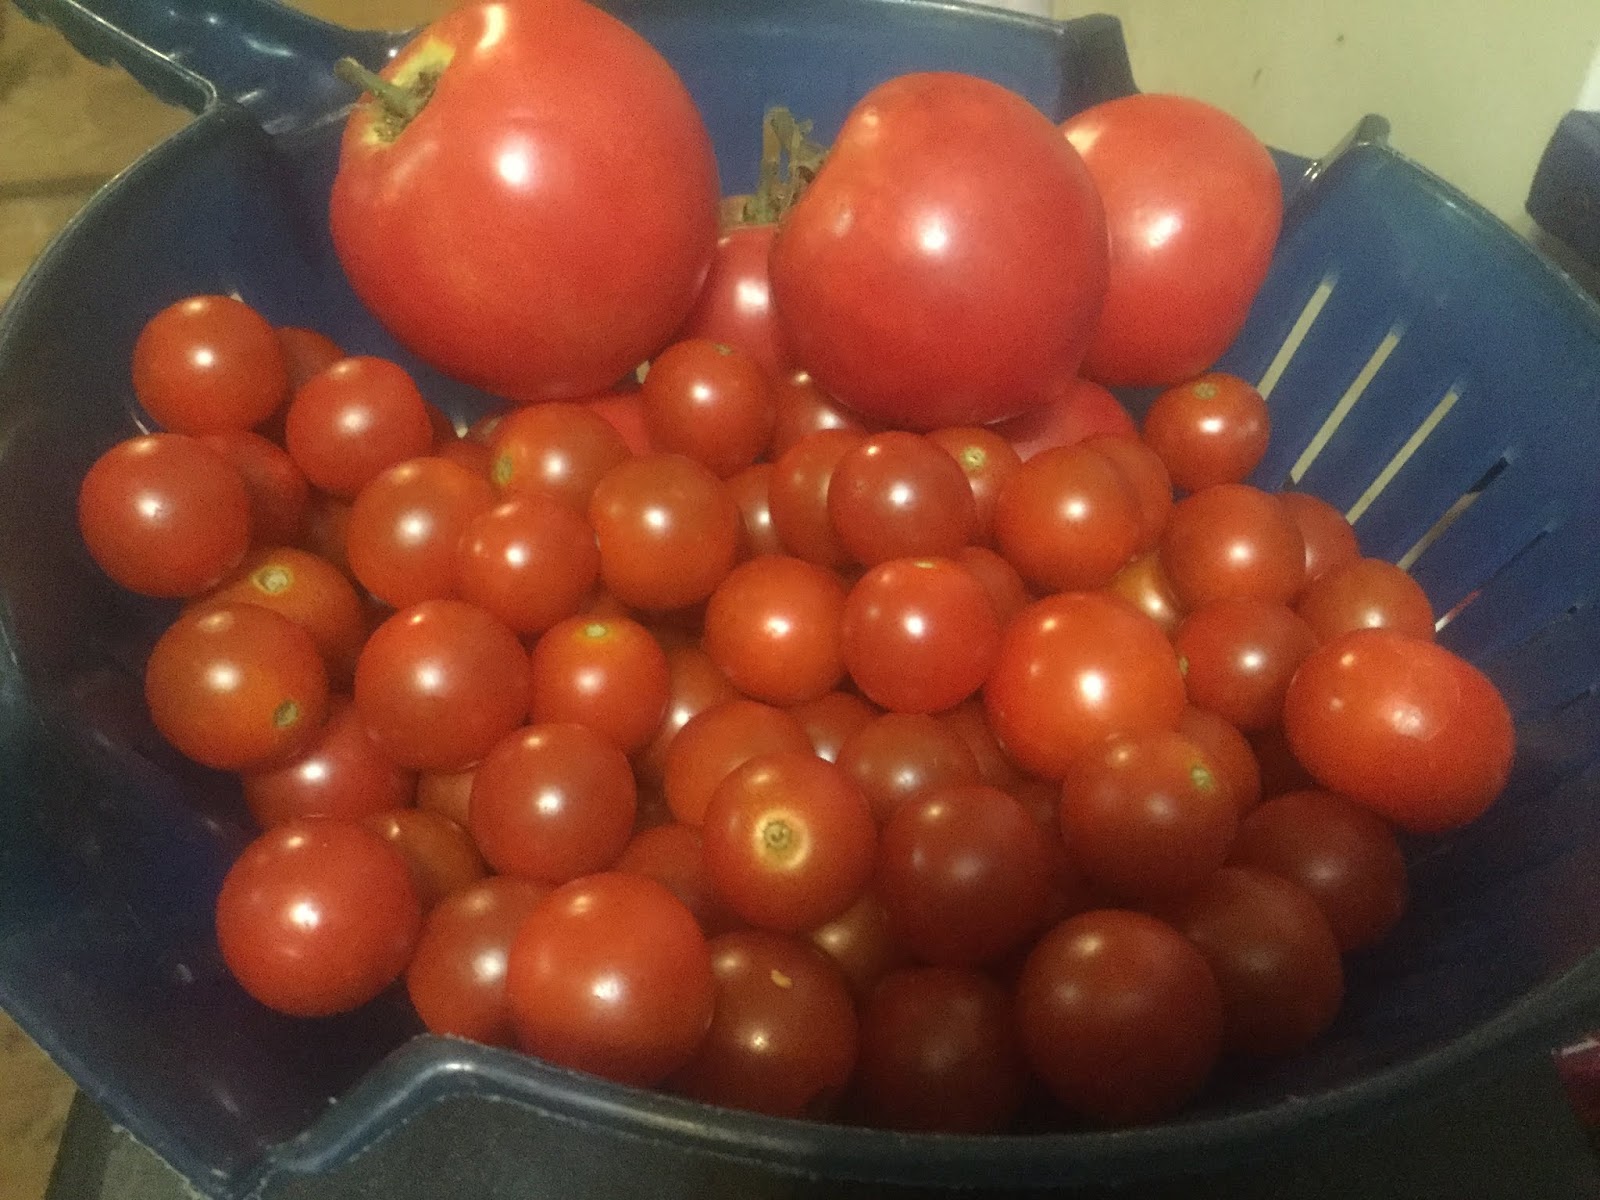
[
  {"xmin": 613, "ymin": 822, "xmax": 734, "ymax": 936},
  {"xmin": 768, "ymin": 373, "xmax": 870, "ymax": 458},
  {"xmin": 926, "ymin": 426, "xmax": 1022, "ymax": 544},
  {"xmin": 1177, "ymin": 705, "xmax": 1262, "ymax": 817},
  {"xmin": 1062, "ymin": 95, "xmax": 1282, "ymax": 387},
  {"xmin": 489, "ymin": 402, "xmax": 631, "ymax": 512},
  {"xmin": 285, "ymin": 357, "xmax": 434, "ymax": 498},
  {"xmin": 992, "ymin": 443, "xmax": 1142, "ymax": 591},
  {"xmin": 702, "ymin": 555, "xmax": 847, "ymax": 705},
  {"xmin": 243, "ymin": 697, "xmax": 413, "ymax": 828},
  {"xmin": 275, "ymin": 326, "xmax": 344, "ymax": 389},
  {"xmin": 585, "ymin": 392, "xmax": 653, "ymax": 458},
  {"xmin": 362, "ymin": 807, "xmax": 487, "ymax": 912},
  {"xmin": 1016, "ymin": 910, "xmax": 1223, "ymax": 1124},
  {"xmin": 837, "ymin": 711, "xmax": 983, "ymax": 824},
  {"xmin": 197, "ymin": 431, "xmax": 309, "ymax": 548},
  {"xmin": 788, "ymin": 691, "xmax": 879, "ymax": 764},
  {"xmin": 454, "ymin": 495, "xmax": 600, "ymax": 635},
  {"xmin": 1280, "ymin": 491, "xmax": 1361, "ymax": 586},
  {"xmin": 938, "ymin": 698, "xmax": 1025, "ymax": 790},
  {"xmin": 346, "ymin": 457, "xmax": 495, "ymax": 609},
  {"xmin": 1282, "ymin": 630, "xmax": 1515, "ymax": 832},
  {"xmin": 635, "ymin": 644, "xmax": 739, "ymax": 788},
  {"xmin": 954, "ymin": 545, "xmax": 1032, "ymax": 628},
  {"xmin": 146, "ymin": 603, "xmax": 329, "ymax": 771},
  {"xmin": 1107, "ymin": 551, "xmax": 1185, "ymax": 636},
  {"xmin": 330, "ymin": 0, "xmax": 718, "ymax": 401},
  {"xmin": 676, "ymin": 224, "xmax": 790, "ymax": 380},
  {"xmin": 985, "ymin": 592, "xmax": 1186, "ymax": 779},
  {"xmin": 772, "ymin": 73, "xmax": 1107, "ymax": 429},
  {"xmin": 767, "ymin": 428, "xmax": 864, "ymax": 569},
  {"xmin": 992, "ymin": 376, "xmax": 1135, "ymax": 460},
  {"xmin": 1173, "ymin": 599, "xmax": 1319, "ymax": 732},
  {"xmin": 828, "ymin": 432, "xmax": 978, "ymax": 566},
  {"xmin": 528, "ymin": 616, "xmax": 670, "ymax": 754},
  {"xmin": 195, "ymin": 546, "xmax": 366, "ymax": 683},
  {"xmin": 662, "ymin": 699, "xmax": 813, "ymax": 826},
  {"xmin": 79, "ymin": 433, "xmax": 251, "ymax": 598},
  {"xmin": 215, "ymin": 818, "xmax": 422, "ymax": 1017},
  {"xmin": 1161, "ymin": 483, "xmax": 1307, "ymax": 609},
  {"xmin": 1143, "ymin": 372, "xmax": 1271, "ymax": 491},
  {"xmin": 641, "ymin": 339, "xmax": 774, "ymax": 477},
  {"xmin": 1296, "ymin": 558, "xmax": 1435, "ymax": 643},
  {"xmin": 1082, "ymin": 434, "xmax": 1174, "ymax": 553},
  {"xmin": 726, "ymin": 463, "xmax": 784, "ymax": 560},
  {"xmin": 505, "ymin": 873, "xmax": 715, "ymax": 1086},
  {"xmin": 808, "ymin": 890, "xmax": 912, "ymax": 999},
  {"xmin": 133, "ymin": 295, "xmax": 288, "ymax": 433}
]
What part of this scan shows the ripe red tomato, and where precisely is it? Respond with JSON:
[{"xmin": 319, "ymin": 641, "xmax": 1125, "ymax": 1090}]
[
  {"xmin": 406, "ymin": 875, "xmax": 549, "ymax": 1046},
  {"xmin": 771, "ymin": 73, "xmax": 1107, "ymax": 429},
  {"xmin": 767, "ymin": 428, "xmax": 865, "ymax": 569},
  {"xmin": 985, "ymin": 592, "xmax": 1186, "ymax": 779},
  {"xmin": 1107, "ymin": 551, "xmax": 1185, "ymax": 636},
  {"xmin": 808, "ymin": 890, "xmax": 912, "ymax": 999},
  {"xmin": 662, "ymin": 699, "xmax": 813, "ymax": 826},
  {"xmin": 197, "ymin": 431, "xmax": 309, "ymax": 547},
  {"xmin": 285, "ymin": 357, "xmax": 434, "ymax": 498},
  {"xmin": 855, "ymin": 967, "xmax": 1027, "ymax": 1133},
  {"xmin": 954, "ymin": 546, "xmax": 1031, "ymax": 628},
  {"xmin": 1173, "ymin": 599, "xmax": 1319, "ymax": 732},
  {"xmin": 837, "ymin": 711, "xmax": 983, "ymax": 824},
  {"xmin": 1016, "ymin": 910, "xmax": 1223, "ymax": 1124},
  {"xmin": 346, "ymin": 457, "xmax": 495, "ymax": 608},
  {"xmin": 1296, "ymin": 557, "xmax": 1435, "ymax": 643},
  {"xmin": 243, "ymin": 697, "xmax": 413, "ymax": 828},
  {"xmin": 1082, "ymin": 434, "xmax": 1174, "ymax": 553},
  {"xmin": 938, "ymin": 698, "xmax": 1025, "ymax": 790},
  {"xmin": 992, "ymin": 376, "xmax": 1135, "ymax": 460},
  {"xmin": 676, "ymin": 224, "xmax": 790, "ymax": 381},
  {"xmin": 769, "ymin": 373, "xmax": 870, "ymax": 458},
  {"xmin": 1062, "ymin": 95, "xmax": 1282, "ymax": 387},
  {"xmin": 454, "ymin": 495, "xmax": 600, "ymax": 635},
  {"xmin": 1143, "ymin": 372, "xmax": 1271, "ymax": 492},
  {"xmin": 362, "ymin": 807, "xmax": 487, "ymax": 912},
  {"xmin": 702, "ymin": 751, "xmax": 878, "ymax": 933},
  {"xmin": 613, "ymin": 822, "xmax": 734, "ymax": 936},
  {"xmin": 528, "ymin": 616, "xmax": 670, "ymax": 754},
  {"xmin": 1177, "ymin": 705, "xmax": 1262, "ymax": 817},
  {"xmin": 146, "ymin": 604, "xmax": 330, "ymax": 771},
  {"xmin": 133, "ymin": 295, "xmax": 288, "ymax": 433},
  {"xmin": 330, "ymin": 0, "xmax": 718, "ymax": 401},
  {"xmin": 584, "ymin": 392, "xmax": 653, "ymax": 458},
  {"xmin": 726, "ymin": 463, "xmax": 784, "ymax": 559},
  {"xmin": 926, "ymin": 426, "xmax": 1022, "ymax": 544},
  {"xmin": 669, "ymin": 931, "xmax": 858, "ymax": 1118},
  {"xmin": 641, "ymin": 339, "xmax": 774, "ymax": 477},
  {"xmin": 489, "ymin": 402, "xmax": 631, "ymax": 512},
  {"xmin": 702, "ymin": 555, "xmax": 847, "ymax": 705},
  {"xmin": 877, "ymin": 783, "xmax": 1051, "ymax": 966},
  {"xmin": 1280, "ymin": 491, "xmax": 1360, "ymax": 586},
  {"xmin": 1282, "ymin": 630, "xmax": 1515, "ymax": 832},
  {"xmin": 635, "ymin": 644, "xmax": 739, "ymax": 788},
  {"xmin": 353, "ymin": 600, "xmax": 531, "ymax": 772},
  {"xmin": 275, "ymin": 326, "xmax": 344, "ymax": 389},
  {"xmin": 828, "ymin": 432, "xmax": 978, "ymax": 566},
  {"xmin": 505, "ymin": 873, "xmax": 715, "ymax": 1086},
  {"xmin": 840, "ymin": 557, "xmax": 1001, "ymax": 715},
  {"xmin": 1161, "ymin": 483, "xmax": 1307, "ymax": 609},
  {"xmin": 195, "ymin": 546, "xmax": 366, "ymax": 683},
  {"xmin": 789, "ymin": 691, "xmax": 879, "ymax": 764},
  {"xmin": 78, "ymin": 434, "xmax": 251, "ymax": 598},
  {"xmin": 215, "ymin": 818, "xmax": 422, "ymax": 1017},
  {"xmin": 469, "ymin": 723, "xmax": 636, "ymax": 882},
  {"xmin": 992, "ymin": 443, "xmax": 1142, "ymax": 591}
]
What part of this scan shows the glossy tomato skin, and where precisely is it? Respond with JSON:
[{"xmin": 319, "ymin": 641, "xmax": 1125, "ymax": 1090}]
[
  {"xmin": 726, "ymin": 463, "xmax": 784, "ymax": 560},
  {"xmin": 1296, "ymin": 558, "xmax": 1435, "ymax": 643},
  {"xmin": 195, "ymin": 546, "xmax": 366, "ymax": 682},
  {"xmin": 1161, "ymin": 483, "xmax": 1307, "ymax": 609},
  {"xmin": 1063, "ymin": 95, "xmax": 1282, "ymax": 387},
  {"xmin": 789, "ymin": 691, "xmax": 878, "ymax": 764},
  {"xmin": 676, "ymin": 224, "xmax": 790, "ymax": 380},
  {"xmin": 662, "ymin": 699, "xmax": 813, "ymax": 826},
  {"xmin": 1173, "ymin": 599, "xmax": 1319, "ymax": 732},
  {"xmin": 703, "ymin": 555, "xmax": 847, "ymax": 705},
  {"xmin": 808, "ymin": 889, "xmax": 913, "ymax": 999},
  {"xmin": 197, "ymin": 431, "xmax": 309, "ymax": 548},
  {"xmin": 771, "ymin": 72, "xmax": 1107, "ymax": 429},
  {"xmin": 641, "ymin": 338, "xmax": 775, "ymax": 477},
  {"xmin": 1177, "ymin": 705, "xmax": 1262, "ymax": 817},
  {"xmin": 330, "ymin": 0, "xmax": 719, "ymax": 400},
  {"xmin": 276, "ymin": 326, "xmax": 344, "ymax": 389},
  {"xmin": 1142, "ymin": 372, "xmax": 1271, "ymax": 492},
  {"xmin": 243, "ymin": 697, "xmax": 414, "ymax": 828},
  {"xmin": 769, "ymin": 373, "xmax": 870, "ymax": 458},
  {"xmin": 489, "ymin": 402, "xmax": 631, "ymax": 512},
  {"xmin": 837, "ymin": 711, "xmax": 982, "ymax": 823},
  {"xmin": 985, "ymin": 592, "xmax": 1186, "ymax": 780},
  {"xmin": 528, "ymin": 616, "xmax": 670, "ymax": 754},
  {"xmin": 347, "ymin": 457, "xmax": 496, "ymax": 608},
  {"xmin": 1281, "ymin": 491, "xmax": 1360, "ymax": 586},
  {"xmin": 636, "ymin": 644, "xmax": 739, "ymax": 788},
  {"xmin": 285, "ymin": 357, "xmax": 434, "ymax": 498},
  {"xmin": 927, "ymin": 426, "xmax": 1022, "ymax": 543},
  {"xmin": 1082, "ymin": 434, "xmax": 1173, "ymax": 553},
  {"xmin": 1108, "ymin": 551, "xmax": 1185, "ymax": 636},
  {"xmin": 827, "ymin": 432, "xmax": 978, "ymax": 565},
  {"xmin": 215, "ymin": 818, "xmax": 422, "ymax": 1017},
  {"xmin": 1282, "ymin": 630, "xmax": 1515, "ymax": 832},
  {"xmin": 613, "ymin": 823, "xmax": 734, "ymax": 935},
  {"xmin": 454, "ymin": 495, "xmax": 600, "ymax": 636},
  {"xmin": 362, "ymin": 807, "xmax": 486, "ymax": 912},
  {"xmin": 992, "ymin": 377, "xmax": 1135, "ymax": 460},
  {"xmin": 133, "ymin": 295, "xmax": 288, "ymax": 434},
  {"xmin": 992, "ymin": 443, "xmax": 1142, "ymax": 591}
]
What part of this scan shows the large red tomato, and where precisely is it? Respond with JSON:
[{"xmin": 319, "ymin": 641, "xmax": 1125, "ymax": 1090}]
[
  {"xmin": 770, "ymin": 72, "xmax": 1107, "ymax": 429},
  {"xmin": 330, "ymin": 0, "xmax": 719, "ymax": 400},
  {"xmin": 1062, "ymin": 94, "xmax": 1283, "ymax": 387}
]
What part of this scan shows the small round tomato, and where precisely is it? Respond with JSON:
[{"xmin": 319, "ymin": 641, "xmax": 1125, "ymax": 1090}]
[
  {"xmin": 767, "ymin": 428, "xmax": 866, "ymax": 568},
  {"xmin": 789, "ymin": 691, "xmax": 879, "ymax": 764},
  {"xmin": 505, "ymin": 873, "xmax": 715, "ymax": 1087},
  {"xmin": 837, "ymin": 711, "xmax": 983, "ymax": 824},
  {"xmin": 878, "ymin": 783, "xmax": 1051, "ymax": 966},
  {"xmin": 588, "ymin": 453, "xmax": 739, "ymax": 611},
  {"xmin": 489, "ymin": 402, "xmax": 631, "ymax": 512},
  {"xmin": 927, "ymin": 426, "xmax": 1022, "ymax": 543},
  {"xmin": 855, "ymin": 967, "xmax": 1027, "ymax": 1133},
  {"xmin": 1142, "ymin": 372, "xmax": 1270, "ymax": 492},
  {"xmin": 1018, "ymin": 910, "xmax": 1222, "ymax": 1125},
  {"xmin": 196, "ymin": 546, "xmax": 366, "ymax": 682},
  {"xmin": 726, "ymin": 463, "xmax": 784, "ymax": 560},
  {"xmin": 670, "ymin": 931, "xmax": 858, "ymax": 1119},
  {"xmin": 353, "ymin": 600, "xmax": 531, "ymax": 772},
  {"xmin": 584, "ymin": 393, "xmax": 653, "ymax": 457},
  {"xmin": 702, "ymin": 555, "xmax": 848, "ymax": 705},
  {"xmin": 1177, "ymin": 705, "xmax": 1262, "ymax": 817},
  {"xmin": 346, "ymin": 457, "xmax": 495, "ymax": 608},
  {"xmin": 702, "ymin": 751, "xmax": 877, "ymax": 933},
  {"xmin": 1060, "ymin": 731, "xmax": 1238, "ymax": 901},
  {"xmin": 243, "ymin": 697, "xmax": 413, "ymax": 828},
  {"xmin": 362, "ymin": 808, "xmax": 487, "ymax": 912},
  {"xmin": 635, "ymin": 644, "xmax": 739, "ymax": 788},
  {"xmin": 676, "ymin": 224, "xmax": 790, "ymax": 380},
  {"xmin": 454, "ymin": 495, "xmax": 600, "ymax": 635},
  {"xmin": 406, "ymin": 875, "xmax": 550, "ymax": 1046},
  {"xmin": 938, "ymin": 699, "xmax": 1024, "ymax": 790},
  {"xmin": 1161, "ymin": 483, "xmax": 1307, "ymax": 609},
  {"xmin": 1296, "ymin": 558, "xmax": 1435, "ymax": 643},
  {"xmin": 146, "ymin": 604, "xmax": 329, "ymax": 771},
  {"xmin": 828, "ymin": 432, "xmax": 979, "ymax": 566},
  {"xmin": 1083, "ymin": 434, "xmax": 1174, "ymax": 553},
  {"xmin": 807, "ymin": 889, "xmax": 912, "ymax": 999},
  {"xmin": 641, "ymin": 339, "xmax": 775, "ymax": 477},
  {"xmin": 1282, "ymin": 630, "xmax": 1515, "ymax": 832},
  {"xmin": 1231, "ymin": 790, "xmax": 1408, "ymax": 952},
  {"xmin": 79, "ymin": 433, "xmax": 251, "ymax": 598},
  {"xmin": 215, "ymin": 818, "xmax": 421, "ymax": 1017},
  {"xmin": 662, "ymin": 699, "xmax": 813, "ymax": 826},
  {"xmin": 133, "ymin": 295, "xmax": 288, "ymax": 433},
  {"xmin": 992, "ymin": 444, "xmax": 1142, "ymax": 591},
  {"xmin": 992, "ymin": 376, "xmax": 1136, "ymax": 460},
  {"xmin": 1107, "ymin": 550, "xmax": 1184, "ymax": 636},
  {"xmin": 285, "ymin": 357, "xmax": 434, "ymax": 498},
  {"xmin": 1281, "ymin": 491, "xmax": 1360, "ymax": 586},
  {"xmin": 955, "ymin": 545, "xmax": 1031, "ymax": 627},
  {"xmin": 769, "ymin": 373, "xmax": 869, "ymax": 458},
  {"xmin": 469, "ymin": 723, "xmax": 636, "ymax": 883},
  {"xmin": 985, "ymin": 592, "xmax": 1186, "ymax": 780},
  {"xmin": 528, "ymin": 616, "xmax": 669, "ymax": 754},
  {"xmin": 197, "ymin": 430, "xmax": 309, "ymax": 547},
  {"xmin": 1173, "ymin": 599, "xmax": 1319, "ymax": 732},
  {"xmin": 275, "ymin": 326, "xmax": 344, "ymax": 389},
  {"xmin": 613, "ymin": 822, "xmax": 733, "ymax": 935}
]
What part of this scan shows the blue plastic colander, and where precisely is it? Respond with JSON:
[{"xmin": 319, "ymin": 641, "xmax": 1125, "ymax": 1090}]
[{"xmin": 4, "ymin": 1, "xmax": 1600, "ymax": 1196}]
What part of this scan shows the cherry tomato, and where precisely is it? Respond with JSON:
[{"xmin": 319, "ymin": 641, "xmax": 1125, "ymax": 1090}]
[
  {"xmin": 855, "ymin": 967, "xmax": 1027, "ymax": 1133},
  {"xmin": 1177, "ymin": 705, "xmax": 1262, "ymax": 817},
  {"xmin": 78, "ymin": 433, "xmax": 251, "ymax": 598},
  {"xmin": 927, "ymin": 426, "xmax": 1022, "ymax": 543},
  {"xmin": 635, "ymin": 644, "xmax": 739, "ymax": 788},
  {"xmin": 588, "ymin": 453, "xmax": 739, "ymax": 611},
  {"xmin": 878, "ymin": 783, "xmax": 1051, "ymax": 966},
  {"xmin": 662, "ymin": 699, "xmax": 813, "ymax": 826},
  {"xmin": 1062, "ymin": 95, "xmax": 1282, "ymax": 387},
  {"xmin": 490, "ymin": 402, "xmax": 631, "ymax": 512},
  {"xmin": 285, "ymin": 357, "xmax": 434, "ymax": 498},
  {"xmin": 417, "ymin": 765, "xmax": 475, "ymax": 828},
  {"xmin": 133, "ymin": 295, "xmax": 288, "ymax": 433},
  {"xmin": 769, "ymin": 373, "xmax": 870, "ymax": 458},
  {"xmin": 670, "ymin": 931, "xmax": 858, "ymax": 1119},
  {"xmin": 677, "ymin": 224, "xmax": 790, "ymax": 380},
  {"xmin": 1161, "ymin": 483, "xmax": 1306, "ymax": 609},
  {"xmin": 768, "ymin": 428, "xmax": 865, "ymax": 569},
  {"xmin": 406, "ymin": 875, "xmax": 549, "ymax": 1045},
  {"xmin": 197, "ymin": 430, "xmax": 309, "ymax": 547},
  {"xmin": 1107, "ymin": 550, "xmax": 1184, "ymax": 636},
  {"xmin": 1060, "ymin": 731, "xmax": 1238, "ymax": 900},
  {"xmin": 837, "ymin": 711, "xmax": 983, "ymax": 824},
  {"xmin": 807, "ymin": 889, "xmax": 912, "ymax": 999},
  {"xmin": 1296, "ymin": 557, "xmax": 1435, "ymax": 643},
  {"xmin": 1174, "ymin": 599, "xmax": 1319, "ymax": 732},
  {"xmin": 1281, "ymin": 491, "xmax": 1361, "ymax": 586},
  {"xmin": 146, "ymin": 604, "xmax": 329, "ymax": 771},
  {"xmin": 505, "ymin": 873, "xmax": 715, "ymax": 1086},
  {"xmin": 353, "ymin": 600, "xmax": 531, "ymax": 771},
  {"xmin": 828, "ymin": 432, "xmax": 978, "ymax": 566},
  {"xmin": 346, "ymin": 457, "xmax": 495, "ymax": 608},
  {"xmin": 772, "ymin": 72, "xmax": 1107, "ymax": 428},
  {"xmin": 435, "ymin": 435, "xmax": 490, "ymax": 477},
  {"xmin": 330, "ymin": 0, "xmax": 718, "ymax": 401},
  {"xmin": 789, "ymin": 691, "xmax": 879, "ymax": 764},
  {"xmin": 1142, "ymin": 372, "xmax": 1271, "ymax": 492},
  {"xmin": 1017, "ymin": 910, "xmax": 1222, "ymax": 1124},
  {"xmin": 613, "ymin": 823, "xmax": 733, "ymax": 935},
  {"xmin": 938, "ymin": 699, "xmax": 1024, "ymax": 790},
  {"xmin": 992, "ymin": 376, "xmax": 1135, "ymax": 460},
  {"xmin": 275, "ymin": 326, "xmax": 344, "ymax": 389},
  {"xmin": 526, "ymin": 616, "xmax": 669, "ymax": 754},
  {"xmin": 469, "ymin": 723, "xmax": 635, "ymax": 882},
  {"xmin": 215, "ymin": 818, "xmax": 421, "ymax": 1017},
  {"xmin": 243, "ymin": 697, "xmax": 413, "ymax": 828},
  {"xmin": 702, "ymin": 555, "xmax": 847, "ymax": 705},
  {"xmin": 1231, "ymin": 790, "xmax": 1408, "ymax": 952},
  {"xmin": 1282, "ymin": 630, "xmax": 1515, "ymax": 832},
  {"xmin": 985, "ymin": 592, "xmax": 1186, "ymax": 779},
  {"xmin": 955, "ymin": 545, "xmax": 1032, "ymax": 627},
  {"xmin": 362, "ymin": 807, "xmax": 487, "ymax": 911},
  {"xmin": 992, "ymin": 444, "xmax": 1142, "ymax": 591},
  {"xmin": 1158, "ymin": 867, "xmax": 1343, "ymax": 1058},
  {"xmin": 726, "ymin": 463, "xmax": 783, "ymax": 560},
  {"xmin": 641, "ymin": 339, "xmax": 774, "ymax": 477},
  {"xmin": 1083, "ymin": 434, "xmax": 1174, "ymax": 552},
  {"xmin": 454, "ymin": 495, "xmax": 600, "ymax": 635},
  {"xmin": 584, "ymin": 392, "xmax": 653, "ymax": 458}
]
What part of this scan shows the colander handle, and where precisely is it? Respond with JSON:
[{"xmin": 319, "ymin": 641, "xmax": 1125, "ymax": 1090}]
[{"xmin": 9, "ymin": 0, "xmax": 403, "ymax": 132}]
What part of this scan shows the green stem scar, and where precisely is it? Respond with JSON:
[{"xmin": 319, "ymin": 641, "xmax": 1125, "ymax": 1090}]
[{"xmin": 273, "ymin": 700, "xmax": 302, "ymax": 729}]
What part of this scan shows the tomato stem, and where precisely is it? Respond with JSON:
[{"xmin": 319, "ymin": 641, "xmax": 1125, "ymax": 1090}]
[
  {"xmin": 737, "ymin": 107, "xmax": 828, "ymax": 226},
  {"xmin": 335, "ymin": 57, "xmax": 431, "ymax": 125}
]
